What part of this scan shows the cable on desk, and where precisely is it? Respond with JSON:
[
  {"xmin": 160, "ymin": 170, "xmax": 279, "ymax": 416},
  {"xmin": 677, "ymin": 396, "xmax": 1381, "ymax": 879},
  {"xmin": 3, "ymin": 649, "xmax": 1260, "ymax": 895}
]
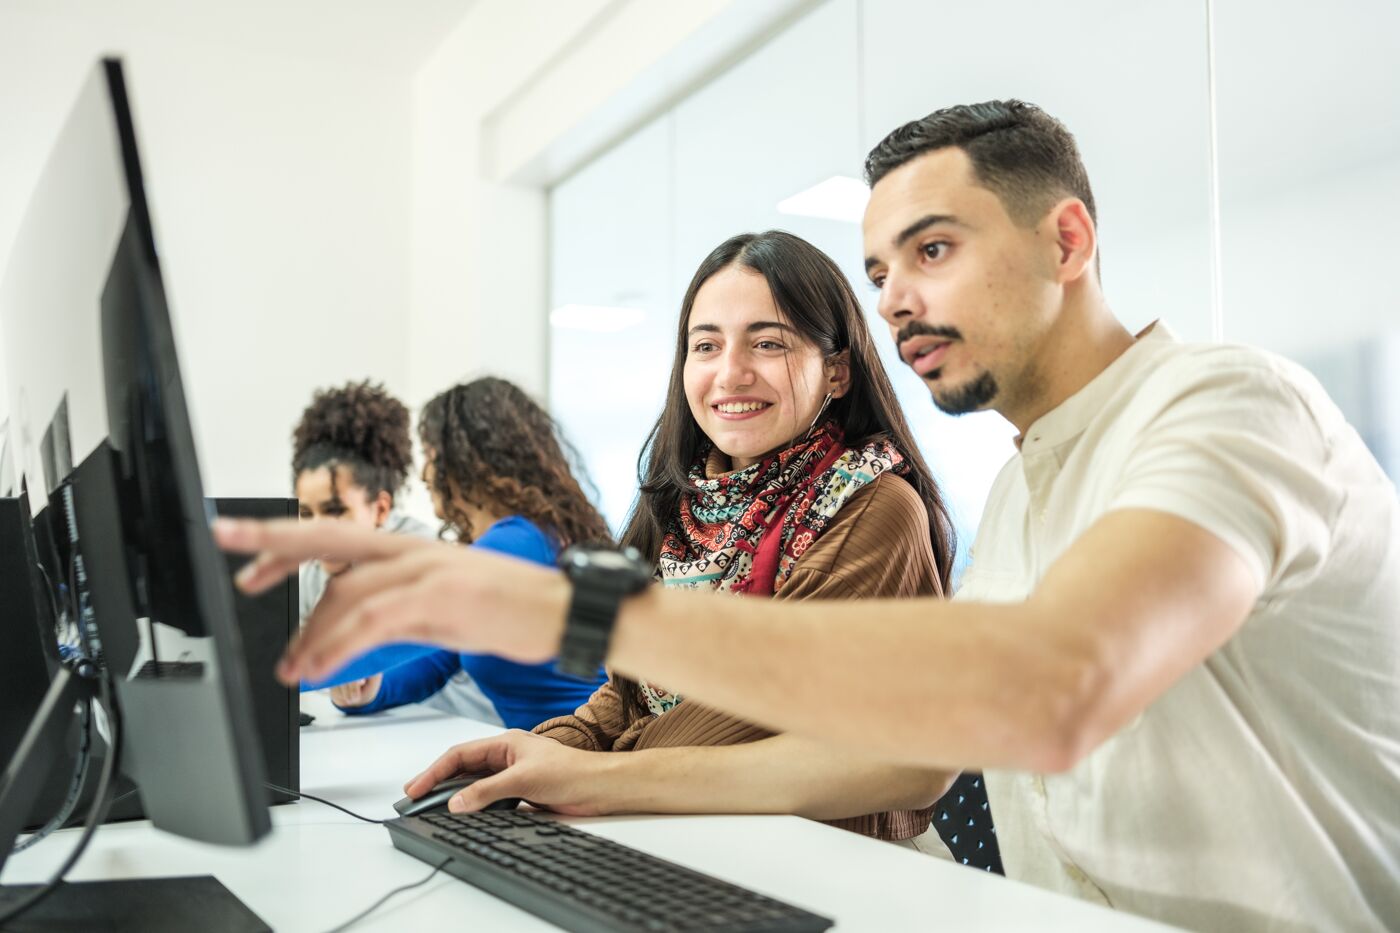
[
  {"xmin": 320, "ymin": 858, "xmax": 450, "ymax": 933},
  {"xmin": 0, "ymin": 680, "xmax": 123, "ymax": 929},
  {"xmin": 262, "ymin": 782, "xmax": 389, "ymax": 825}
]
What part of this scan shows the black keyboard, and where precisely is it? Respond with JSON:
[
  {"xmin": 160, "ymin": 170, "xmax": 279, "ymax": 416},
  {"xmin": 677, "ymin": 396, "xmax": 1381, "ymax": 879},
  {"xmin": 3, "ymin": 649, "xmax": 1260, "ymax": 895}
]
[{"xmin": 385, "ymin": 809, "xmax": 834, "ymax": 933}]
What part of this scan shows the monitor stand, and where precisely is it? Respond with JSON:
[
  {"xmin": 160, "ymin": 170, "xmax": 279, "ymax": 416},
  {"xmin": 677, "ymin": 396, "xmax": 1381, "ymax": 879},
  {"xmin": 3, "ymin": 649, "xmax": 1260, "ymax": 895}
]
[
  {"xmin": 0, "ymin": 667, "xmax": 271, "ymax": 932},
  {"xmin": 0, "ymin": 875, "xmax": 271, "ymax": 933}
]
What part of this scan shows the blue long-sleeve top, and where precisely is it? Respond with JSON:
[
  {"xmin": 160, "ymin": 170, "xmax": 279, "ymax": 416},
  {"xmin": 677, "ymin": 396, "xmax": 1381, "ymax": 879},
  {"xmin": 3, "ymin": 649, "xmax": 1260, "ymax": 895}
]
[{"xmin": 301, "ymin": 515, "xmax": 605, "ymax": 730}]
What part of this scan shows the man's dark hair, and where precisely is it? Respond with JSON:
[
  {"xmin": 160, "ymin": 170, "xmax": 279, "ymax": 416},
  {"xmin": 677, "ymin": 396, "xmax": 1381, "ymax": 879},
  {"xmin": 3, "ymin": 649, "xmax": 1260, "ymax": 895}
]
[{"xmin": 864, "ymin": 100, "xmax": 1098, "ymax": 230}]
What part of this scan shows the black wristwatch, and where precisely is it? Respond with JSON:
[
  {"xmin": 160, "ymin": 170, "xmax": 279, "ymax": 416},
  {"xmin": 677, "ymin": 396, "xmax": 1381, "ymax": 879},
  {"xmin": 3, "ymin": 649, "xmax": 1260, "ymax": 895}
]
[{"xmin": 556, "ymin": 544, "xmax": 652, "ymax": 679}]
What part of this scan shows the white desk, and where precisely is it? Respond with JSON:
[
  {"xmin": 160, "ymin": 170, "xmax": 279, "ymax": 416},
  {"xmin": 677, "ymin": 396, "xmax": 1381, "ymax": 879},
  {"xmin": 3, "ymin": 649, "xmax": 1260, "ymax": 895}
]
[{"xmin": 5, "ymin": 693, "xmax": 1177, "ymax": 931}]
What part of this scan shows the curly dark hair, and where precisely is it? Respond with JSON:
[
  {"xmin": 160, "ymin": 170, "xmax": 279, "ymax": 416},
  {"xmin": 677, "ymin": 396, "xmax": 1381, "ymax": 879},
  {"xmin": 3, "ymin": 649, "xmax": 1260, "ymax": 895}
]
[
  {"xmin": 419, "ymin": 377, "xmax": 613, "ymax": 548},
  {"xmin": 291, "ymin": 380, "xmax": 413, "ymax": 501}
]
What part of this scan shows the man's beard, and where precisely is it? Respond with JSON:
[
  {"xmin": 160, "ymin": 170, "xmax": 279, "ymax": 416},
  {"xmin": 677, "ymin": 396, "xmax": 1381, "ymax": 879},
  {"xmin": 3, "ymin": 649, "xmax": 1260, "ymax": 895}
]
[
  {"xmin": 929, "ymin": 369, "xmax": 998, "ymax": 415},
  {"xmin": 893, "ymin": 320, "xmax": 999, "ymax": 415}
]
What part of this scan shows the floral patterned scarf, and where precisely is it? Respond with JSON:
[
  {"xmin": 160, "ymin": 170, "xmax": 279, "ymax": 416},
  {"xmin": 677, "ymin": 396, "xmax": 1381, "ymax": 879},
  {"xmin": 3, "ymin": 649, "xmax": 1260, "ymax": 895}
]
[{"xmin": 641, "ymin": 422, "xmax": 907, "ymax": 715}]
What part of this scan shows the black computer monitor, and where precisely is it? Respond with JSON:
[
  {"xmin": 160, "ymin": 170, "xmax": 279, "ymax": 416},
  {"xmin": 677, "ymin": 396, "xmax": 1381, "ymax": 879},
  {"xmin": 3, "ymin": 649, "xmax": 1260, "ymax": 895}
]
[
  {"xmin": 0, "ymin": 492, "xmax": 59, "ymax": 797},
  {"xmin": 0, "ymin": 489, "xmax": 148, "ymax": 835},
  {"xmin": 0, "ymin": 493, "xmax": 300, "ymax": 839},
  {"xmin": 0, "ymin": 58, "xmax": 271, "ymax": 922},
  {"xmin": 0, "ymin": 419, "xmax": 14, "ymax": 497}
]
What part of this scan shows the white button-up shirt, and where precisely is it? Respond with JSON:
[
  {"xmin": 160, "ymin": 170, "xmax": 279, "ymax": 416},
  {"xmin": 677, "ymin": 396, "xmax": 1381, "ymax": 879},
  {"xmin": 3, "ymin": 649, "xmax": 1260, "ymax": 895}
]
[{"xmin": 956, "ymin": 322, "xmax": 1400, "ymax": 932}]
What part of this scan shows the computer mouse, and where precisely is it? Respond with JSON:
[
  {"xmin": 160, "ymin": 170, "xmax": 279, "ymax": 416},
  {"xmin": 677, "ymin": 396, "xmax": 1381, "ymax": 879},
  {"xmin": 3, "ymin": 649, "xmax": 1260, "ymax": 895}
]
[{"xmin": 393, "ymin": 772, "xmax": 523, "ymax": 818}]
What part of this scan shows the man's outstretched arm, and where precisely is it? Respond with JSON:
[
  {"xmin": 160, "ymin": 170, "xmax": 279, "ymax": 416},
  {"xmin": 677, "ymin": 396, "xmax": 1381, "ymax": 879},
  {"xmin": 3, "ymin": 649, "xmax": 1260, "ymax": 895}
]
[
  {"xmin": 219, "ymin": 507, "xmax": 1259, "ymax": 772},
  {"xmin": 605, "ymin": 508, "xmax": 1259, "ymax": 771}
]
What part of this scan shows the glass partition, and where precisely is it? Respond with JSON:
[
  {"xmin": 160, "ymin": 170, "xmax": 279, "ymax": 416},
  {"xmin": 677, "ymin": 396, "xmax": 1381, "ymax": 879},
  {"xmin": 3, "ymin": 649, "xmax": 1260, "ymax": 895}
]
[{"xmin": 1213, "ymin": 0, "xmax": 1400, "ymax": 479}]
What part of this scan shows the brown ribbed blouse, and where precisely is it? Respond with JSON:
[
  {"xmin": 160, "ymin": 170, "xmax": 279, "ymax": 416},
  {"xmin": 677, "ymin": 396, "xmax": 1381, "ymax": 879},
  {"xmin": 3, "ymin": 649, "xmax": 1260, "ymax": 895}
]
[{"xmin": 533, "ymin": 472, "xmax": 943, "ymax": 841}]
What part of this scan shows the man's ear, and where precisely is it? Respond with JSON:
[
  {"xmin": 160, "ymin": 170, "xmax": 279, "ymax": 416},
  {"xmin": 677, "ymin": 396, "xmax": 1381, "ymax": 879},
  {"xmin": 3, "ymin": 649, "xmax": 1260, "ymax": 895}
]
[
  {"xmin": 826, "ymin": 350, "xmax": 853, "ymax": 399},
  {"xmin": 1048, "ymin": 197, "xmax": 1097, "ymax": 283}
]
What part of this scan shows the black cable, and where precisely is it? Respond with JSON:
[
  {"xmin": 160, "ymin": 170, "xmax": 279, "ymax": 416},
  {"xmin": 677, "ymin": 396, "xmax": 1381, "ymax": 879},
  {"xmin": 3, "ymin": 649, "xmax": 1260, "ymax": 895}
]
[
  {"xmin": 0, "ymin": 673, "xmax": 122, "ymax": 929},
  {"xmin": 320, "ymin": 858, "xmax": 450, "ymax": 933},
  {"xmin": 262, "ymin": 783, "xmax": 449, "ymax": 932},
  {"xmin": 262, "ymin": 783, "xmax": 388, "ymax": 825},
  {"xmin": 34, "ymin": 561, "xmax": 75, "ymax": 653},
  {"xmin": 9, "ymin": 695, "xmax": 92, "ymax": 855}
]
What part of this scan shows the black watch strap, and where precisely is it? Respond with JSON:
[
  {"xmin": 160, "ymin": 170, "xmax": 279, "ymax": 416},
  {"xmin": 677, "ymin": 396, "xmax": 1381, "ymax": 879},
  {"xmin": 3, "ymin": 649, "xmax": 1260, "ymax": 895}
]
[
  {"xmin": 558, "ymin": 584, "xmax": 619, "ymax": 679},
  {"xmin": 557, "ymin": 546, "xmax": 649, "ymax": 680}
]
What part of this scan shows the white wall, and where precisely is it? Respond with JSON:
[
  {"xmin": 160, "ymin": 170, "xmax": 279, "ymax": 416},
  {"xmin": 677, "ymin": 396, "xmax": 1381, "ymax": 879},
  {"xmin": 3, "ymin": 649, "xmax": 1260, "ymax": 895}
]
[
  {"xmin": 406, "ymin": 0, "xmax": 815, "ymax": 415},
  {"xmin": 400, "ymin": 0, "xmax": 819, "ymax": 520},
  {"xmin": 0, "ymin": 2, "xmax": 422, "ymax": 500},
  {"xmin": 405, "ymin": 0, "xmax": 609, "ymax": 415},
  {"xmin": 0, "ymin": 0, "xmax": 789, "ymax": 519}
]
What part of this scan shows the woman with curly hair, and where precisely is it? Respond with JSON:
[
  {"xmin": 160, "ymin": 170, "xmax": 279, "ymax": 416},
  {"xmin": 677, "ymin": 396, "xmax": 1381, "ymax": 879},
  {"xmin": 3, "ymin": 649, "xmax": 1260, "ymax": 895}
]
[
  {"xmin": 292, "ymin": 380, "xmax": 500, "ymax": 724},
  {"xmin": 306, "ymin": 377, "xmax": 610, "ymax": 730},
  {"xmin": 292, "ymin": 380, "xmax": 436, "ymax": 619}
]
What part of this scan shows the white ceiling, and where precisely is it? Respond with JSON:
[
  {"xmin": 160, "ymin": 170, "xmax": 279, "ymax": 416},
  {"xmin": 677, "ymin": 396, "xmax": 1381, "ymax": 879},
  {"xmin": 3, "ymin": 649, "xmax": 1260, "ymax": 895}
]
[{"xmin": 0, "ymin": 0, "xmax": 482, "ymax": 72}]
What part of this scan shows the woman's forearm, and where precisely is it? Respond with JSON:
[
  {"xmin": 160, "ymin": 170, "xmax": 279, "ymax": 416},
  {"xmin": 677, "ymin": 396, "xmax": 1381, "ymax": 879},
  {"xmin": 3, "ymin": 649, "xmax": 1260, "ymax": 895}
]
[
  {"xmin": 595, "ymin": 733, "xmax": 953, "ymax": 821},
  {"xmin": 299, "ymin": 642, "xmax": 438, "ymax": 691}
]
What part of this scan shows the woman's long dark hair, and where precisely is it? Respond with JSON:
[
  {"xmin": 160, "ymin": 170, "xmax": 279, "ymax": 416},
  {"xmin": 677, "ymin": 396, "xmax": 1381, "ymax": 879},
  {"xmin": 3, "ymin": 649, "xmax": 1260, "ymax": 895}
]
[
  {"xmin": 419, "ymin": 377, "xmax": 613, "ymax": 549},
  {"xmin": 616, "ymin": 231, "xmax": 957, "ymax": 720}
]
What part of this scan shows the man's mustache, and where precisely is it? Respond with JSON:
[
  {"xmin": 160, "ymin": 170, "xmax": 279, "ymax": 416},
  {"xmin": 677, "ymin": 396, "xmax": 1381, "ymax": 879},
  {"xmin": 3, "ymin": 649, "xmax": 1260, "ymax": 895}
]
[{"xmin": 895, "ymin": 321, "xmax": 962, "ymax": 350}]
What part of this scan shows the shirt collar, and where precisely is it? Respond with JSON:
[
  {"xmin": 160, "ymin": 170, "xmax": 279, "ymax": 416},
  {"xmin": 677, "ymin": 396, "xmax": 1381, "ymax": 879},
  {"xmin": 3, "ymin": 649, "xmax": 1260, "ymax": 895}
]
[{"xmin": 1017, "ymin": 320, "xmax": 1176, "ymax": 456}]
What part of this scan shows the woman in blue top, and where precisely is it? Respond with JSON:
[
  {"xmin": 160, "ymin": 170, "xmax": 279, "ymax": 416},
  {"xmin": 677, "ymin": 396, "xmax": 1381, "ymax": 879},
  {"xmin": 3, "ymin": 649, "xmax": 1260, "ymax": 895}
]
[{"xmin": 304, "ymin": 377, "xmax": 611, "ymax": 729}]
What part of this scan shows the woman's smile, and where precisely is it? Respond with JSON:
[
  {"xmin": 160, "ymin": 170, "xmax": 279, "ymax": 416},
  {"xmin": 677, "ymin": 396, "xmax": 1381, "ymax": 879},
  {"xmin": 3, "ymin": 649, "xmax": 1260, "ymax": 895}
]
[{"xmin": 711, "ymin": 396, "xmax": 774, "ymax": 420}]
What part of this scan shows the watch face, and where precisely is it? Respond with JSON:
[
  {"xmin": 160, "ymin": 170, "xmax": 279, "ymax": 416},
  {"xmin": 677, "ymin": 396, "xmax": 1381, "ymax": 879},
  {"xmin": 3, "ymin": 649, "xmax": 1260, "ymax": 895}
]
[
  {"xmin": 565, "ymin": 545, "xmax": 650, "ymax": 588},
  {"xmin": 588, "ymin": 551, "xmax": 634, "ymax": 570}
]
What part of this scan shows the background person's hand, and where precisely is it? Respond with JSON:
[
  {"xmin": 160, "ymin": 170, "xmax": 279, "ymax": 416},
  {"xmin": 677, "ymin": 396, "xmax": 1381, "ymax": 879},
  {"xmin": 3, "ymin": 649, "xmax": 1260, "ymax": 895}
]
[
  {"xmin": 404, "ymin": 731, "xmax": 617, "ymax": 817},
  {"xmin": 214, "ymin": 518, "xmax": 569, "ymax": 685},
  {"xmin": 329, "ymin": 674, "xmax": 382, "ymax": 708}
]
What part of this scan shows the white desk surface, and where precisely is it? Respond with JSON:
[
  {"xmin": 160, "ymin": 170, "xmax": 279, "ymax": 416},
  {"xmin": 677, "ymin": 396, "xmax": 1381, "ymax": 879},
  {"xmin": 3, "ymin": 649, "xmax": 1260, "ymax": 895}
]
[{"xmin": 5, "ymin": 692, "xmax": 1177, "ymax": 932}]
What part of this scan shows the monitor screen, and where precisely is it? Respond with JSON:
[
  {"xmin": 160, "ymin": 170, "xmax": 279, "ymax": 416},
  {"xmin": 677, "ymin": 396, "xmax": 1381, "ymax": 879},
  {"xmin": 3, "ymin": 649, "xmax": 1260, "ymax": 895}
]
[{"xmin": 0, "ymin": 59, "xmax": 270, "ymax": 847}]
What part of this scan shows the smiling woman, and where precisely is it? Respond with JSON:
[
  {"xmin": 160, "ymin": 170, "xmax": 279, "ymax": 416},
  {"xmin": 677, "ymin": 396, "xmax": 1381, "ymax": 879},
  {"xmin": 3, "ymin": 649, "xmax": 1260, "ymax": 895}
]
[{"xmin": 479, "ymin": 231, "xmax": 1001, "ymax": 867}]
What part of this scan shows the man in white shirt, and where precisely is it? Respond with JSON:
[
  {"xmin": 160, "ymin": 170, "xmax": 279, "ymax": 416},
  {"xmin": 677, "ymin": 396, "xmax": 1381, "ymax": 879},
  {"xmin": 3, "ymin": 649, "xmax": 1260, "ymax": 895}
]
[{"xmin": 224, "ymin": 101, "xmax": 1399, "ymax": 931}]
